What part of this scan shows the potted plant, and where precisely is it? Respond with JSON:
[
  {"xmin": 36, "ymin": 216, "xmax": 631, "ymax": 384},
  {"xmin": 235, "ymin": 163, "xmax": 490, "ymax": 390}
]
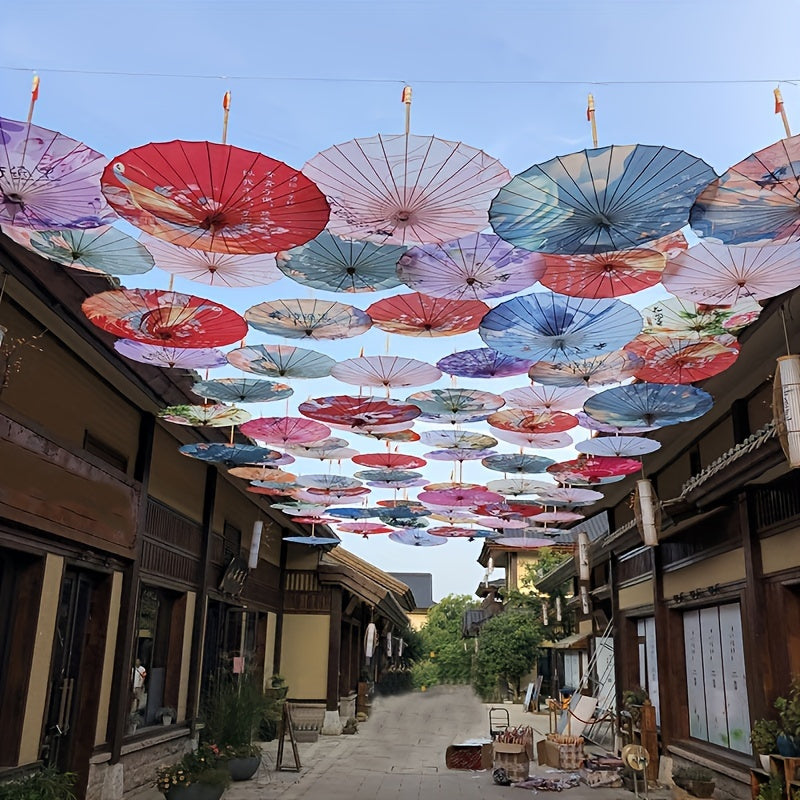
[
  {"xmin": 751, "ymin": 718, "xmax": 780, "ymax": 770},
  {"xmin": 0, "ymin": 767, "xmax": 76, "ymax": 800},
  {"xmin": 758, "ymin": 774, "xmax": 786, "ymax": 800},
  {"xmin": 158, "ymin": 707, "xmax": 177, "ymax": 726},
  {"xmin": 154, "ymin": 743, "xmax": 230, "ymax": 800},
  {"xmin": 775, "ymin": 678, "xmax": 800, "ymax": 756},
  {"xmin": 673, "ymin": 765, "xmax": 716, "ymax": 798}
]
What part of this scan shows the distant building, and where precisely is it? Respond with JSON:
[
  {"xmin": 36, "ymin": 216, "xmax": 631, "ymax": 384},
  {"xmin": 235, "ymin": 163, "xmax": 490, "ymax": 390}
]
[{"xmin": 388, "ymin": 572, "xmax": 434, "ymax": 630}]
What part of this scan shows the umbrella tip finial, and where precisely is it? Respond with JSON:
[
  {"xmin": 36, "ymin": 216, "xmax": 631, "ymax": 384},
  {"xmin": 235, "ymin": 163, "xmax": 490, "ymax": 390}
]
[{"xmin": 402, "ymin": 86, "xmax": 412, "ymax": 135}]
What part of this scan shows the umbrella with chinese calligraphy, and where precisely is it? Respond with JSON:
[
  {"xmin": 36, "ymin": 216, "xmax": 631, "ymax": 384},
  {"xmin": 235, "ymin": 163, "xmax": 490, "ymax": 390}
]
[
  {"xmin": 366, "ymin": 292, "xmax": 489, "ymax": 337},
  {"xmin": 331, "ymin": 355, "xmax": 441, "ymax": 389},
  {"xmin": 436, "ymin": 347, "xmax": 535, "ymax": 379},
  {"xmin": 245, "ymin": 299, "xmax": 371, "ymax": 340},
  {"xmin": 114, "ymin": 340, "xmax": 228, "ymax": 370},
  {"xmin": 227, "ymin": 344, "xmax": 335, "ymax": 379},
  {"xmin": 527, "ymin": 350, "xmax": 644, "ymax": 387},
  {"xmin": 192, "ymin": 377, "xmax": 293, "ymax": 404},
  {"xmin": 640, "ymin": 296, "xmax": 762, "ymax": 338}
]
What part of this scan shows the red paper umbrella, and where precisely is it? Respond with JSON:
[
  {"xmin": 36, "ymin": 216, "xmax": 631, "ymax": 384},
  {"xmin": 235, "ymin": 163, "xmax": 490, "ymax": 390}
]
[
  {"xmin": 102, "ymin": 140, "xmax": 329, "ymax": 254},
  {"xmin": 337, "ymin": 522, "xmax": 394, "ymax": 538},
  {"xmin": 547, "ymin": 455, "xmax": 641, "ymax": 479},
  {"xmin": 474, "ymin": 502, "xmax": 544, "ymax": 519},
  {"xmin": 331, "ymin": 355, "xmax": 442, "ymax": 389},
  {"xmin": 624, "ymin": 333, "xmax": 740, "ymax": 384},
  {"xmin": 247, "ymin": 484, "xmax": 297, "ymax": 497},
  {"xmin": 417, "ymin": 488, "xmax": 503, "ymax": 507},
  {"xmin": 292, "ymin": 516, "xmax": 339, "ymax": 525},
  {"xmin": 352, "ymin": 452, "xmax": 427, "ymax": 470},
  {"xmin": 366, "ymin": 292, "xmax": 489, "ymax": 337},
  {"xmin": 239, "ymin": 416, "xmax": 331, "ymax": 446},
  {"xmin": 228, "ymin": 467, "xmax": 296, "ymax": 482},
  {"xmin": 299, "ymin": 396, "xmax": 421, "ymax": 428},
  {"xmin": 362, "ymin": 428, "xmax": 420, "ymax": 443},
  {"xmin": 486, "ymin": 409, "xmax": 578, "ymax": 434},
  {"xmin": 82, "ymin": 289, "xmax": 247, "ymax": 347}
]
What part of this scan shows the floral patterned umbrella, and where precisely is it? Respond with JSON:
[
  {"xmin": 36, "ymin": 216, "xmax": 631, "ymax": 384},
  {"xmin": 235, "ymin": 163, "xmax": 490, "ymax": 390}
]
[
  {"xmin": 337, "ymin": 522, "xmax": 394, "ymax": 538},
  {"xmin": 245, "ymin": 299, "xmax": 371, "ymax": 340},
  {"xmin": 501, "ymin": 384, "xmax": 593, "ymax": 412},
  {"xmin": 474, "ymin": 501, "xmax": 544, "ymax": 519},
  {"xmin": 534, "ymin": 487, "xmax": 604, "ymax": 505},
  {"xmin": 227, "ymin": 344, "xmax": 335, "ymax": 379},
  {"xmin": 327, "ymin": 508, "xmax": 381, "ymax": 520},
  {"xmin": 527, "ymin": 350, "xmax": 644, "ymax": 387},
  {"xmin": 240, "ymin": 416, "xmax": 331, "ymax": 446},
  {"xmin": 530, "ymin": 511, "xmax": 586, "ymax": 523},
  {"xmin": 389, "ymin": 530, "xmax": 448, "ymax": 547},
  {"xmin": 423, "ymin": 483, "xmax": 485, "ymax": 493},
  {"xmin": 428, "ymin": 526, "xmax": 497, "ymax": 540},
  {"xmin": 360, "ymin": 428, "xmax": 420, "ymax": 443},
  {"xmin": 299, "ymin": 396, "xmax": 421, "ymax": 428},
  {"xmin": 114, "ymin": 340, "xmax": 228, "ymax": 369},
  {"xmin": 0, "ymin": 116, "xmax": 114, "ymax": 229},
  {"xmin": 331, "ymin": 355, "xmax": 441, "ymax": 389},
  {"xmin": 575, "ymin": 411, "xmax": 659, "ymax": 435},
  {"xmin": 396, "ymin": 233, "xmax": 545, "ymax": 300},
  {"xmin": 82, "ymin": 289, "xmax": 247, "ymax": 347},
  {"xmin": 375, "ymin": 506, "xmax": 430, "ymax": 523},
  {"xmin": 640, "ymin": 296, "xmax": 762, "ymax": 338},
  {"xmin": 192, "ymin": 378, "xmax": 293, "ymax": 404},
  {"xmin": 417, "ymin": 488, "xmax": 503, "ymax": 507},
  {"xmin": 575, "ymin": 435, "xmax": 661, "ymax": 458},
  {"xmin": 419, "ymin": 430, "xmax": 498, "ymax": 450},
  {"xmin": 472, "ymin": 516, "xmax": 528, "ymax": 530},
  {"xmin": 303, "ymin": 132, "xmax": 510, "ymax": 245},
  {"xmin": 480, "ymin": 454, "xmax": 556, "ymax": 474},
  {"xmin": 367, "ymin": 477, "xmax": 428, "ymax": 490},
  {"xmin": 284, "ymin": 437, "xmax": 350, "ymax": 456},
  {"xmin": 102, "ymin": 139, "xmax": 329, "ymax": 253},
  {"xmin": 276, "ymin": 231, "xmax": 406, "ymax": 292},
  {"xmin": 425, "ymin": 449, "xmax": 497, "ymax": 465},
  {"xmin": 367, "ymin": 292, "xmax": 489, "ymax": 337},
  {"xmin": 178, "ymin": 443, "xmax": 282, "ymax": 467},
  {"xmin": 406, "ymin": 388, "xmax": 504, "ymax": 424},
  {"xmin": 490, "ymin": 429, "xmax": 574, "ymax": 449},
  {"xmin": 351, "ymin": 452, "xmax": 427, "ymax": 470},
  {"xmin": 546, "ymin": 455, "xmax": 642, "ymax": 480},
  {"xmin": 232, "ymin": 467, "xmax": 296, "ymax": 482},
  {"xmin": 436, "ymin": 347, "xmax": 535, "ymax": 379},
  {"xmin": 158, "ymin": 404, "xmax": 250, "ymax": 427},
  {"xmin": 486, "ymin": 409, "xmax": 578, "ymax": 434}
]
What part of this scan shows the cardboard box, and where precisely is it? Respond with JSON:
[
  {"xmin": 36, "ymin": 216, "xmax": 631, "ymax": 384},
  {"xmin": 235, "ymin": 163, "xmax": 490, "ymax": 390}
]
[
  {"xmin": 543, "ymin": 739, "xmax": 563, "ymax": 767},
  {"xmin": 492, "ymin": 742, "xmax": 530, "ymax": 782},
  {"xmin": 445, "ymin": 741, "xmax": 492, "ymax": 770}
]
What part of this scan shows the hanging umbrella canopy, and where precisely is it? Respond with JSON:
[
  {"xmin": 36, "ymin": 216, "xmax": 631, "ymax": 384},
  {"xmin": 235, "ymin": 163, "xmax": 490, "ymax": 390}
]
[
  {"xmin": 302, "ymin": 132, "xmax": 510, "ymax": 245},
  {"xmin": 240, "ymin": 416, "xmax": 332, "ymax": 446},
  {"xmin": 419, "ymin": 430, "xmax": 498, "ymax": 450},
  {"xmin": 178, "ymin": 443, "xmax": 282, "ymax": 467},
  {"xmin": 275, "ymin": 503, "xmax": 331, "ymax": 516},
  {"xmin": 245, "ymin": 298, "xmax": 372, "ymax": 340},
  {"xmin": 296, "ymin": 474, "xmax": 363, "ymax": 490},
  {"xmin": 429, "ymin": 511, "xmax": 479, "ymax": 525},
  {"xmin": 530, "ymin": 511, "xmax": 586, "ymax": 523},
  {"xmin": 583, "ymin": 383, "xmax": 714, "ymax": 429},
  {"xmin": 436, "ymin": 347, "xmax": 535, "ymax": 379},
  {"xmin": 480, "ymin": 291, "xmax": 642, "ymax": 364},
  {"xmin": 331, "ymin": 355, "xmax": 442, "ymax": 389},
  {"xmin": 661, "ymin": 240, "xmax": 800, "ymax": 304},
  {"xmin": 159, "ymin": 404, "xmax": 250, "ymax": 427},
  {"xmin": 327, "ymin": 508, "xmax": 381, "ymax": 520},
  {"xmin": 192, "ymin": 377, "xmax": 293, "ymax": 404},
  {"xmin": 300, "ymin": 396, "xmax": 421, "ymax": 428},
  {"xmin": 481, "ymin": 453, "xmax": 556, "ymax": 474},
  {"xmin": 489, "ymin": 142, "xmax": 715, "ymax": 254},
  {"xmin": 114, "ymin": 340, "xmax": 228, "ymax": 370},
  {"xmin": 547, "ymin": 455, "xmax": 642, "ymax": 480},
  {"xmin": 233, "ymin": 467, "xmax": 296, "ymax": 482},
  {"xmin": 83, "ymin": 289, "xmax": 247, "ymax": 347},
  {"xmin": 689, "ymin": 132, "xmax": 800, "ymax": 245},
  {"xmin": 423, "ymin": 483, "xmax": 486, "ymax": 493},
  {"xmin": 140, "ymin": 233, "xmax": 282, "ymax": 287},
  {"xmin": 284, "ymin": 437, "xmax": 350, "ymax": 455},
  {"xmin": 247, "ymin": 483, "xmax": 302, "ymax": 496},
  {"xmin": 353, "ymin": 469, "xmax": 422, "ymax": 483},
  {"xmin": 367, "ymin": 292, "xmax": 489, "ymax": 337},
  {"xmin": 407, "ymin": 388, "xmax": 504, "ymax": 423},
  {"xmin": 102, "ymin": 139, "xmax": 329, "ymax": 253},
  {"xmin": 490, "ymin": 429, "xmax": 574, "ymax": 449},
  {"xmin": 472, "ymin": 516, "xmax": 528, "ymax": 530},
  {"xmin": 2, "ymin": 225, "xmax": 154, "ymax": 275},
  {"xmin": 624, "ymin": 333, "xmax": 740, "ymax": 384},
  {"xmin": 368, "ymin": 477, "xmax": 428, "ymax": 489},
  {"xmin": 337, "ymin": 522, "xmax": 394, "ymax": 538},
  {"xmin": 575, "ymin": 410, "xmax": 658, "ymax": 435},
  {"xmin": 474, "ymin": 501, "xmax": 544, "ymax": 519},
  {"xmin": 352, "ymin": 452, "xmax": 427, "ymax": 470},
  {"xmin": 491, "ymin": 536, "xmax": 553, "ymax": 549},
  {"xmin": 227, "ymin": 343, "xmax": 335, "ymax": 379},
  {"xmin": 640, "ymin": 296, "xmax": 762, "ymax": 338},
  {"xmin": 304, "ymin": 486, "xmax": 371, "ymax": 501},
  {"xmin": 486, "ymin": 409, "xmax": 578, "ymax": 434},
  {"xmin": 276, "ymin": 231, "xmax": 406, "ymax": 292},
  {"xmin": 360, "ymin": 428, "xmax": 420, "ymax": 443},
  {"xmin": 425, "ymin": 447, "xmax": 497, "ymax": 463},
  {"xmin": 0, "ymin": 116, "xmax": 114, "ymax": 229},
  {"xmin": 396, "ymin": 232, "xmax": 545, "ymax": 300},
  {"xmin": 534, "ymin": 487, "xmax": 604, "ymax": 505},
  {"xmin": 375, "ymin": 506, "xmax": 429, "ymax": 522},
  {"xmin": 575, "ymin": 435, "xmax": 661, "ymax": 458},
  {"xmin": 283, "ymin": 535, "xmax": 341, "ymax": 546},
  {"xmin": 417, "ymin": 488, "xmax": 502, "ymax": 507},
  {"xmin": 389, "ymin": 530, "xmax": 448, "ymax": 547},
  {"xmin": 377, "ymin": 499, "xmax": 427, "ymax": 509},
  {"xmin": 428, "ymin": 526, "xmax": 496, "ymax": 539},
  {"xmin": 501, "ymin": 384, "xmax": 593, "ymax": 412},
  {"xmin": 486, "ymin": 478, "xmax": 553, "ymax": 496},
  {"xmin": 527, "ymin": 349, "xmax": 644, "ymax": 387}
]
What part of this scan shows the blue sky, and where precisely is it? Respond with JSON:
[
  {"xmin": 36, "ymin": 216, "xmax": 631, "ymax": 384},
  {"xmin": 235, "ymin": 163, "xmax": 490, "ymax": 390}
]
[{"xmin": 3, "ymin": 0, "xmax": 800, "ymax": 599}]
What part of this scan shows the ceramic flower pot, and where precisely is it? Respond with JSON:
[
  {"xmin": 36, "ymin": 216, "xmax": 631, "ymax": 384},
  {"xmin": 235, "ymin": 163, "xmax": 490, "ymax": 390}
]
[
  {"xmin": 227, "ymin": 755, "xmax": 260, "ymax": 781},
  {"xmin": 777, "ymin": 733, "xmax": 799, "ymax": 757},
  {"xmin": 166, "ymin": 783, "xmax": 225, "ymax": 800}
]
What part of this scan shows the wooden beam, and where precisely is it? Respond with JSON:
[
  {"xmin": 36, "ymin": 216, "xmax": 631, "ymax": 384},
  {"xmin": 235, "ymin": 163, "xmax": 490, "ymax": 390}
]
[{"xmin": 326, "ymin": 587, "xmax": 343, "ymax": 712}]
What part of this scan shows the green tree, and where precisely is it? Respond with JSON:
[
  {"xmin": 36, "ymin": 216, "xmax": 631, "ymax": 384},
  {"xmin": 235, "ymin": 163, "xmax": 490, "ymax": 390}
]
[{"xmin": 419, "ymin": 594, "xmax": 478, "ymax": 685}]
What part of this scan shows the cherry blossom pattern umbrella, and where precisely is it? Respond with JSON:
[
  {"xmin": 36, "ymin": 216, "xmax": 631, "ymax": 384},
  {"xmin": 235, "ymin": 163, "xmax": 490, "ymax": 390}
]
[
  {"xmin": 245, "ymin": 299, "xmax": 372, "ymax": 340},
  {"xmin": 240, "ymin": 416, "xmax": 331, "ymax": 446},
  {"xmin": 396, "ymin": 233, "xmax": 545, "ymax": 300},
  {"xmin": 331, "ymin": 356, "xmax": 441, "ymax": 390},
  {"xmin": 583, "ymin": 383, "xmax": 714, "ymax": 429},
  {"xmin": 296, "ymin": 474, "xmax": 363, "ymax": 490},
  {"xmin": 140, "ymin": 233, "xmax": 282, "ymax": 287},
  {"xmin": 501, "ymin": 384, "xmax": 594, "ymax": 412},
  {"xmin": 486, "ymin": 479, "xmax": 553, "ymax": 496},
  {"xmin": 661, "ymin": 240, "xmax": 800, "ymax": 305},
  {"xmin": 640, "ymin": 296, "xmax": 762, "ymax": 338},
  {"xmin": 178, "ymin": 443, "xmax": 282, "ymax": 467},
  {"xmin": 486, "ymin": 409, "xmax": 578, "ymax": 434},
  {"xmin": 624, "ymin": 334, "xmax": 740, "ymax": 384},
  {"xmin": 534, "ymin": 487, "xmax": 604, "ymax": 505},
  {"xmin": 407, "ymin": 388, "xmax": 504, "ymax": 425},
  {"xmin": 490, "ymin": 143, "xmax": 715, "ymax": 254},
  {"xmin": 299, "ymin": 396, "xmax": 421, "ymax": 429},
  {"xmin": 2, "ymin": 225, "xmax": 154, "ymax": 275},
  {"xmin": 276, "ymin": 231, "xmax": 406, "ymax": 292},
  {"xmin": 82, "ymin": 289, "xmax": 247, "ymax": 347},
  {"xmin": 689, "ymin": 133, "xmax": 800, "ymax": 245},
  {"xmin": 102, "ymin": 139, "xmax": 329, "ymax": 253},
  {"xmin": 0, "ymin": 116, "xmax": 114, "ymax": 229},
  {"xmin": 227, "ymin": 344, "xmax": 335, "ymax": 379},
  {"xmin": 480, "ymin": 292, "xmax": 642, "ymax": 364},
  {"xmin": 425, "ymin": 448, "xmax": 497, "ymax": 463},
  {"xmin": 490, "ymin": 429, "xmax": 574, "ymax": 449},
  {"xmin": 419, "ymin": 430, "xmax": 498, "ymax": 450},
  {"xmin": 575, "ymin": 411, "xmax": 659, "ymax": 435},
  {"xmin": 575, "ymin": 435, "xmax": 661, "ymax": 458},
  {"xmin": 389, "ymin": 530, "xmax": 448, "ymax": 547},
  {"xmin": 352, "ymin": 452, "xmax": 427, "ymax": 470},
  {"xmin": 192, "ymin": 378, "xmax": 293, "ymax": 404},
  {"xmin": 547, "ymin": 455, "xmax": 642, "ymax": 481},
  {"xmin": 436, "ymin": 347, "xmax": 535, "ymax": 379},
  {"xmin": 417, "ymin": 488, "xmax": 503, "ymax": 507},
  {"xmin": 366, "ymin": 292, "xmax": 489, "ymax": 337},
  {"xmin": 527, "ymin": 350, "xmax": 644, "ymax": 387},
  {"xmin": 114, "ymin": 340, "xmax": 228, "ymax": 370},
  {"xmin": 159, "ymin": 404, "xmax": 251, "ymax": 427},
  {"xmin": 481, "ymin": 454, "xmax": 556, "ymax": 474},
  {"xmin": 337, "ymin": 522, "xmax": 394, "ymax": 538},
  {"xmin": 302, "ymin": 132, "xmax": 510, "ymax": 245}
]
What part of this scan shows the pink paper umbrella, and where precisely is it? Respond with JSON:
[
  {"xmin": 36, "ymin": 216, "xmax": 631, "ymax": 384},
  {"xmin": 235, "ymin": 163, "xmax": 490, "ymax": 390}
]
[
  {"xmin": 299, "ymin": 396, "xmax": 421, "ymax": 428},
  {"xmin": 490, "ymin": 429, "xmax": 574, "ymax": 449},
  {"xmin": 474, "ymin": 501, "xmax": 544, "ymax": 519},
  {"xmin": 352, "ymin": 452, "xmax": 427, "ymax": 470},
  {"xmin": 114, "ymin": 340, "xmax": 228, "ymax": 369},
  {"xmin": 366, "ymin": 292, "xmax": 489, "ymax": 337},
  {"xmin": 423, "ymin": 483, "xmax": 485, "ymax": 493},
  {"xmin": 473, "ymin": 516, "xmax": 529, "ymax": 530},
  {"xmin": 547, "ymin": 455, "xmax": 641, "ymax": 479},
  {"xmin": 240, "ymin": 416, "xmax": 331, "ymax": 446},
  {"xmin": 501, "ymin": 385, "xmax": 594, "ymax": 413},
  {"xmin": 337, "ymin": 522, "xmax": 394, "ymax": 538},
  {"xmin": 530, "ymin": 511, "xmax": 585, "ymax": 523},
  {"xmin": 486, "ymin": 409, "xmax": 578, "ymax": 434},
  {"xmin": 330, "ymin": 355, "xmax": 441, "ymax": 389},
  {"xmin": 625, "ymin": 334, "xmax": 740, "ymax": 384},
  {"xmin": 417, "ymin": 488, "xmax": 502, "ymax": 507}
]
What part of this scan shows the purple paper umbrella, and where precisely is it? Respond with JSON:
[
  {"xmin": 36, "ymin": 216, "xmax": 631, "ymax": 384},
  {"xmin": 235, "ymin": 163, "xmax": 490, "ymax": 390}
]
[
  {"xmin": 114, "ymin": 339, "xmax": 228, "ymax": 369},
  {"xmin": 436, "ymin": 347, "xmax": 535, "ymax": 379}
]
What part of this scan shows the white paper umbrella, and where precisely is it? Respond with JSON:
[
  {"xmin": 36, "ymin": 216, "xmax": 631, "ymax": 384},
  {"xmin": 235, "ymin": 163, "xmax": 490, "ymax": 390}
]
[
  {"xmin": 527, "ymin": 350, "xmax": 644, "ymax": 387},
  {"xmin": 501, "ymin": 384, "xmax": 594, "ymax": 412},
  {"xmin": 640, "ymin": 296, "xmax": 762, "ymax": 338},
  {"xmin": 486, "ymin": 479, "xmax": 553, "ymax": 496},
  {"xmin": 330, "ymin": 355, "xmax": 442, "ymax": 389},
  {"xmin": 575, "ymin": 435, "xmax": 661, "ymax": 457},
  {"xmin": 490, "ymin": 429, "xmax": 574, "ymax": 449}
]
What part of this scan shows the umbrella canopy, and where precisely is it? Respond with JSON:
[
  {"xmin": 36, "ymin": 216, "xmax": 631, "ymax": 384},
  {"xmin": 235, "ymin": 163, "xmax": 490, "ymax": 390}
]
[
  {"xmin": 227, "ymin": 343, "xmax": 335, "ymax": 379},
  {"xmin": 0, "ymin": 116, "xmax": 114, "ymax": 229},
  {"xmin": 485, "ymin": 478, "xmax": 553, "ymax": 496},
  {"xmin": 425, "ymin": 448, "xmax": 497, "ymax": 463},
  {"xmin": 490, "ymin": 143, "xmax": 715, "ymax": 254},
  {"xmin": 353, "ymin": 469, "xmax": 422, "ymax": 483},
  {"xmin": 480, "ymin": 292, "xmax": 642, "ymax": 363},
  {"xmin": 486, "ymin": 409, "xmax": 578, "ymax": 434},
  {"xmin": 303, "ymin": 132, "xmax": 510, "ymax": 245},
  {"xmin": 2, "ymin": 225, "xmax": 154, "ymax": 275},
  {"xmin": 352, "ymin": 452, "xmax": 427, "ymax": 470},
  {"xmin": 178, "ymin": 443, "xmax": 282, "ymax": 467},
  {"xmin": 490, "ymin": 429, "xmax": 573, "ymax": 449},
  {"xmin": 530, "ymin": 511, "xmax": 585, "ymax": 523},
  {"xmin": 547, "ymin": 455, "xmax": 642, "ymax": 479},
  {"xmin": 640, "ymin": 296, "xmax": 762, "ymax": 338},
  {"xmin": 396, "ymin": 232, "xmax": 545, "ymax": 300},
  {"xmin": 82, "ymin": 289, "xmax": 247, "ymax": 347},
  {"xmin": 327, "ymin": 508, "xmax": 381, "ymax": 520},
  {"xmin": 159, "ymin": 404, "xmax": 250, "ymax": 427},
  {"xmin": 140, "ymin": 233, "xmax": 282, "ymax": 287},
  {"xmin": 575, "ymin": 435, "xmax": 661, "ymax": 458},
  {"xmin": 472, "ymin": 516, "xmax": 528, "ymax": 530},
  {"xmin": 331, "ymin": 355, "xmax": 441, "ymax": 389},
  {"xmin": 491, "ymin": 536, "xmax": 553, "ymax": 549},
  {"xmin": 583, "ymin": 383, "xmax": 714, "ymax": 429},
  {"xmin": 367, "ymin": 477, "xmax": 428, "ymax": 489},
  {"xmin": 407, "ymin": 388, "xmax": 504, "ymax": 424},
  {"xmin": 419, "ymin": 430, "xmax": 498, "ymax": 450},
  {"xmin": 527, "ymin": 350, "xmax": 644, "ymax": 387},
  {"xmin": 240, "ymin": 416, "xmax": 332, "ymax": 446},
  {"xmin": 418, "ymin": 488, "xmax": 502, "ymax": 507},
  {"xmin": 534, "ymin": 487, "xmax": 604, "ymax": 505},
  {"xmin": 689, "ymin": 132, "xmax": 800, "ymax": 245},
  {"xmin": 389, "ymin": 530, "xmax": 448, "ymax": 547},
  {"xmin": 375, "ymin": 506, "xmax": 429, "ymax": 522},
  {"xmin": 192, "ymin": 377, "xmax": 293, "ymax": 404},
  {"xmin": 284, "ymin": 437, "xmax": 351, "ymax": 455},
  {"xmin": 337, "ymin": 522, "xmax": 394, "ymax": 538},
  {"xmin": 661, "ymin": 240, "xmax": 800, "ymax": 304},
  {"xmin": 360, "ymin": 428, "xmax": 420, "ymax": 443},
  {"xmin": 102, "ymin": 139, "xmax": 329, "ymax": 253},
  {"xmin": 481, "ymin": 454, "xmax": 556, "ymax": 474},
  {"xmin": 501, "ymin": 384, "xmax": 593, "ymax": 412},
  {"xmin": 624, "ymin": 333, "xmax": 740, "ymax": 384},
  {"xmin": 436, "ymin": 347, "xmax": 535, "ymax": 379},
  {"xmin": 474, "ymin": 501, "xmax": 544, "ymax": 519},
  {"xmin": 366, "ymin": 292, "xmax": 489, "ymax": 337},
  {"xmin": 575, "ymin": 410, "xmax": 659, "ymax": 435},
  {"xmin": 296, "ymin": 474, "xmax": 363, "ymax": 490},
  {"xmin": 276, "ymin": 231, "xmax": 406, "ymax": 292},
  {"xmin": 428, "ymin": 526, "xmax": 496, "ymax": 539},
  {"xmin": 283, "ymin": 535, "xmax": 341, "ymax": 546},
  {"xmin": 245, "ymin": 298, "xmax": 372, "ymax": 340},
  {"xmin": 299, "ymin": 396, "xmax": 421, "ymax": 428},
  {"xmin": 114, "ymin": 340, "xmax": 228, "ymax": 370},
  {"xmin": 233, "ymin": 467, "xmax": 296, "ymax": 482}
]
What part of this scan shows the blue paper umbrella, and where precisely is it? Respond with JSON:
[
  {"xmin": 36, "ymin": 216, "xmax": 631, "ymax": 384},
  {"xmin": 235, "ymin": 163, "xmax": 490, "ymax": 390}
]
[
  {"xmin": 389, "ymin": 530, "xmax": 448, "ymax": 547},
  {"xmin": 575, "ymin": 435, "xmax": 661, "ymax": 458},
  {"xmin": 490, "ymin": 143, "xmax": 716, "ymax": 255},
  {"xmin": 178, "ymin": 443, "xmax": 282, "ymax": 467},
  {"xmin": 283, "ymin": 535, "xmax": 341, "ymax": 546},
  {"xmin": 480, "ymin": 292, "xmax": 642, "ymax": 364},
  {"xmin": 375, "ymin": 506, "xmax": 429, "ymax": 522},
  {"xmin": 353, "ymin": 469, "xmax": 423, "ymax": 483},
  {"xmin": 192, "ymin": 378, "xmax": 294, "ymax": 404},
  {"xmin": 583, "ymin": 383, "xmax": 714, "ymax": 429},
  {"xmin": 481, "ymin": 454, "xmax": 556, "ymax": 474},
  {"xmin": 436, "ymin": 347, "xmax": 534, "ymax": 379},
  {"xmin": 327, "ymin": 508, "xmax": 382, "ymax": 520},
  {"xmin": 227, "ymin": 344, "xmax": 335, "ymax": 379},
  {"xmin": 276, "ymin": 231, "xmax": 407, "ymax": 292}
]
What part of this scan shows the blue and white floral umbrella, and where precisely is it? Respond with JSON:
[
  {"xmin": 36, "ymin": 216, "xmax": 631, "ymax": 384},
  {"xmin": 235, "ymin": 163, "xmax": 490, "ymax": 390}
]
[
  {"xmin": 480, "ymin": 454, "xmax": 556, "ymax": 474},
  {"xmin": 192, "ymin": 378, "xmax": 293, "ymax": 404},
  {"xmin": 575, "ymin": 435, "xmax": 661, "ymax": 458},
  {"xmin": 178, "ymin": 443, "xmax": 283, "ymax": 468}
]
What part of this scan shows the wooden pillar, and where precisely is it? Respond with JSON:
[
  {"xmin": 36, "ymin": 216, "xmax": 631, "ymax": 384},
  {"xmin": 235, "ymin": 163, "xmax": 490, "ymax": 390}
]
[
  {"xmin": 608, "ymin": 553, "xmax": 624, "ymax": 711},
  {"xmin": 273, "ymin": 538, "xmax": 288, "ymax": 675},
  {"xmin": 326, "ymin": 587, "xmax": 342, "ymax": 711}
]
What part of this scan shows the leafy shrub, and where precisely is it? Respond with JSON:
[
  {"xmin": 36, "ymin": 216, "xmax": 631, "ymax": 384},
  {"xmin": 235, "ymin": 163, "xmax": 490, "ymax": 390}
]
[
  {"xmin": 410, "ymin": 659, "xmax": 439, "ymax": 690},
  {"xmin": 0, "ymin": 768, "xmax": 76, "ymax": 800}
]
